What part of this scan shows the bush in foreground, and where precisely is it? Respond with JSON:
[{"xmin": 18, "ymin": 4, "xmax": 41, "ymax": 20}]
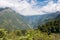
[{"xmin": 0, "ymin": 28, "xmax": 59, "ymax": 40}]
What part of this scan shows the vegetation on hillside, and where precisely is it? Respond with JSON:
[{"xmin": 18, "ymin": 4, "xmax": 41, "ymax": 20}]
[
  {"xmin": 0, "ymin": 28, "xmax": 59, "ymax": 40},
  {"xmin": 38, "ymin": 19, "xmax": 60, "ymax": 34},
  {"xmin": 0, "ymin": 15, "xmax": 60, "ymax": 40}
]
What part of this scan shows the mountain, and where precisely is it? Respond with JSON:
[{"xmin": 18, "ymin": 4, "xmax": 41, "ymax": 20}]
[
  {"xmin": 0, "ymin": 7, "xmax": 9, "ymax": 11},
  {"xmin": 38, "ymin": 11, "xmax": 60, "ymax": 24},
  {"xmin": 0, "ymin": 8, "xmax": 33, "ymax": 30},
  {"xmin": 25, "ymin": 11, "xmax": 60, "ymax": 29},
  {"xmin": 0, "ymin": 8, "xmax": 60, "ymax": 30},
  {"xmin": 38, "ymin": 16, "xmax": 60, "ymax": 33},
  {"xmin": 55, "ymin": 11, "xmax": 60, "ymax": 19}
]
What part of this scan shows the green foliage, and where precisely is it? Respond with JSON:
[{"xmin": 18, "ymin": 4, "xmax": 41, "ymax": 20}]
[
  {"xmin": 38, "ymin": 19, "xmax": 60, "ymax": 34},
  {"xmin": 0, "ymin": 28, "xmax": 59, "ymax": 40}
]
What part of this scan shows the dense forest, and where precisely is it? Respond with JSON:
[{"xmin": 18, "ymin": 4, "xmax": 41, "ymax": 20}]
[{"xmin": 38, "ymin": 19, "xmax": 60, "ymax": 34}]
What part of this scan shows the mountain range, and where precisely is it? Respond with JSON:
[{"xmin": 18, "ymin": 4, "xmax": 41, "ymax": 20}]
[{"xmin": 0, "ymin": 8, "xmax": 60, "ymax": 30}]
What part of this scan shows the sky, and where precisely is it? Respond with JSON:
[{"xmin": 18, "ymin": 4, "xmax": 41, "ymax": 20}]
[{"xmin": 0, "ymin": 0, "xmax": 60, "ymax": 16}]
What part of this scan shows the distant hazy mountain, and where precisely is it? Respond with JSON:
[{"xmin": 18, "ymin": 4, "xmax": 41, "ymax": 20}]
[
  {"xmin": 0, "ymin": 8, "xmax": 60, "ymax": 30},
  {"xmin": 0, "ymin": 7, "xmax": 8, "ymax": 11},
  {"xmin": 25, "ymin": 11, "xmax": 60, "ymax": 29},
  {"xmin": 38, "ymin": 11, "xmax": 60, "ymax": 24}
]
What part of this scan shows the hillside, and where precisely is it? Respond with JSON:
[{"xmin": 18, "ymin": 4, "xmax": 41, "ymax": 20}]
[
  {"xmin": 0, "ymin": 8, "xmax": 60, "ymax": 30},
  {"xmin": 0, "ymin": 8, "xmax": 32, "ymax": 30}
]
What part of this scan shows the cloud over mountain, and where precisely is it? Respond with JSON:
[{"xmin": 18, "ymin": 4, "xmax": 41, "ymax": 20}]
[{"xmin": 0, "ymin": 0, "xmax": 60, "ymax": 16}]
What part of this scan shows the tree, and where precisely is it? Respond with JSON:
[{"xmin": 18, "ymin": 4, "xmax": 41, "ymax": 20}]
[{"xmin": 38, "ymin": 19, "xmax": 60, "ymax": 34}]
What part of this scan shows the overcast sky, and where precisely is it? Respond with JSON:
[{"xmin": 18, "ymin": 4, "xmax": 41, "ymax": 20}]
[{"xmin": 0, "ymin": 0, "xmax": 60, "ymax": 16}]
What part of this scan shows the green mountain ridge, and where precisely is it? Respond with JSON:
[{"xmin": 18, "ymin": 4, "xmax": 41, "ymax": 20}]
[{"xmin": 0, "ymin": 8, "xmax": 32, "ymax": 30}]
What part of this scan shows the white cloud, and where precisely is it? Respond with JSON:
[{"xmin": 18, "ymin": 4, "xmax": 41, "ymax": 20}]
[
  {"xmin": 39, "ymin": 1, "xmax": 56, "ymax": 13},
  {"xmin": 0, "ymin": 0, "xmax": 60, "ymax": 16},
  {"xmin": 36, "ymin": 0, "xmax": 60, "ymax": 14}
]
